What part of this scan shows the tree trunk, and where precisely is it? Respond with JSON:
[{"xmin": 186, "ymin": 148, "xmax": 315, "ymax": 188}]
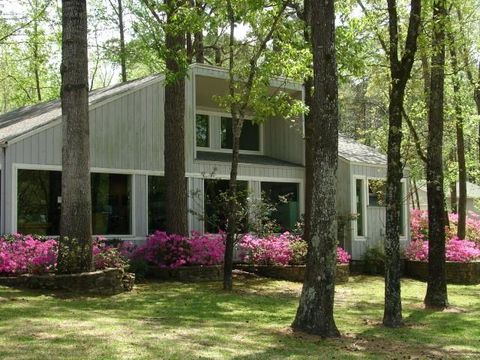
[
  {"xmin": 424, "ymin": 0, "xmax": 448, "ymax": 309},
  {"xmin": 449, "ymin": 37, "xmax": 466, "ymax": 239},
  {"xmin": 164, "ymin": 0, "xmax": 188, "ymax": 235},
  {"xmin": 57, "ymin": 0, "xmax": 93, "ymax": 274},
  {"xmin": 33, "ymin": 11, "xmax": 42, "ymax": 102},
  {"xmin": 292, "ymin": 0, "xmax": 340, "ymax": 337},
  {"xmin": 383, "ymin": 0, "xmax": 422, "ymax": 328},
  {"xmin": 117, "ymin": 0, "xmax": 127, "ymax": 83},
  {"xmin": 194, "ymin": 1, "xmax": 204, "ymax": 64},
  {"xmin": 413, "ymin": 179, "xmax": 420, "ymax": 209},
  {"xmin": 223, "ymin": 115, "xmax": 243, "ymax": 291},
  {"xmin": 302, "ymin": 0, "xmax": 312, "ymax": 242}
]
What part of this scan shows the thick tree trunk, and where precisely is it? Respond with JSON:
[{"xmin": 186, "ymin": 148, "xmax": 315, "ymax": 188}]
[
  {"xmin": 57, "ymin": 0, "xmax": 93, "ymax": 274},
  {"xmin": 292, "ymin": 0, "xmax": 340, "ymax": 338},
  {"xmin": 424, "ymin": 0, "xmax": 448, "ymax": 309},
  {"xmin": 164, "ymin": 1, "xmax": 188, "ymax": 235},
  {"xmin": 384, "ymin": 89, "xmax": 404, "ymax": 327},
  {"xmin": 117, "ymin": 0, "xmax": 127, "ymax": 83}
]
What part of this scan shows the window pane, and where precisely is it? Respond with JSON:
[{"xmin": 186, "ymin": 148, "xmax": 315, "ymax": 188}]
[
  {"xmin": 148, "ymin": 176, "xmax": 166, "ymax": 233},
  {"xmin": 196, "ymin": 114, "xmax": 209, "ymax": 147},
  {"xmin": 399, "ymin": 182, "xmax": 406, "ymax": 236},
  {"xmin": 91, "ymin": 173, "xmax": 131, "ymax": 235},
  {"xmin": 221, "ymin": 117, "xmax": 260, "ymax": 151},
  {"xmin": 368, "ymin": 179, "xmax": 386, "ymax": 206},
  {"xmin": 204, "ymin": 179, "xmax": 248, "ymax": 233},
  {"xmin": 17, "ymin": 170, "xmax": 61, "ymax": 235},
  {"xmin": 261, "ymin": 182, "xmax": 299, "ymax": 231},
  {"xmin": 356, "ymin": 179, "xmax": 364, "ymax": 236}
]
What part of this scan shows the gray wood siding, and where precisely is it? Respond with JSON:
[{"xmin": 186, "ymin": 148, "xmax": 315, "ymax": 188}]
[
  {"xmin": 264, "ymin": 117, "xmax": 304, "ymax": 165},
  {"xmin": 8, "ymin": 81, "xmax": 165, "ymax": 171}
]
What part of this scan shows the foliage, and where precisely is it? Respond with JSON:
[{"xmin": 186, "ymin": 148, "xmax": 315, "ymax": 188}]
[
  {"xmin": 238, "ymin": 232, "xmax": 351, "ymax": 266},
  {"xmin": 0, "ymin": 234, "xmax": 128, "ymax": 275},
  {"xmin": 362, "ymin": 246, "xmax": 385, "ymax": 274},
  {"xmin": 131, "ymin": 231, "xmax": 225, "ymax": 269},
  {"xmin": 405, "ymin": 238, "xmax": 480, "ymax": 262}
]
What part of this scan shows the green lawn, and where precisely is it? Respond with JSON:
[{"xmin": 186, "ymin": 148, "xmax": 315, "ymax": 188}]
[{"xmin": 0, "ymin": 274, "xmax": 479, "ymax": 360}]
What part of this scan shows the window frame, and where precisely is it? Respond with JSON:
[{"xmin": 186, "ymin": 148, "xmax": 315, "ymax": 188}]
[
  {"xmin": 12, "ymin": 164, "xmax": 136, "ymax": 238},
  {"xmin": 352, "ymin": 175, "xmax": 367, "ymax": 241},
  {"xmin": 194, "ymin": 109, "xmax": 264, "ymax": 156}
]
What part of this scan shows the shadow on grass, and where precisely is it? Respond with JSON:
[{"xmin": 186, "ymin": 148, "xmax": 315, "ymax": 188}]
[{"xmin": 0, "ymin": 275, "xmax": 479, "ymax": 359}]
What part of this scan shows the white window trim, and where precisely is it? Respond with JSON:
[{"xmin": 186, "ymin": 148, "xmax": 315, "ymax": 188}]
[
  {"xmin": 352, "ymin": 175, "xmax": 367, "ymax": 241},
  {"xmin": 194, "ymin": 110, "xmax": 264, "ymax": 156},
  {"xmin": 12, "ymin": 163, "xmax": 136, "ymax": 238},
  {"xmin": 365, "ymin": 176, "xmax": 408, "ymax": 240}
]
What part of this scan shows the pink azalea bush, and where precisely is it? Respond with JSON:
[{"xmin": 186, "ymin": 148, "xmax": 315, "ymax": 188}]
[
  {"xmin": 411, "ymin": 209, "xmax": 480, "ymax": 243},
  {"xmin": 405, "ymin": 238, "xmax": 480, "ymax": 262},
  {"xmin": 0, "ymin": 234, "xmax": 128, "ymax": 275},
  {"xmin": 0, "ymin": 234, "xmax": 57, "ymax": 274},
  {"xmin": 238, "ymin": 232, "xmax": 351, "ymax": 265},
  {"xmin": 132, "ymin": 231, "xmax": 225, "ymax": 269}
]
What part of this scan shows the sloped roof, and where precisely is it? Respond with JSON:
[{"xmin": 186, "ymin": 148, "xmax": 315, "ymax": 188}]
[
  {"xmin": 417, "ymin": 180, "xmax": 480, "ymax": 199},
  {"xmin": 338, "ymin": 135, "xmax": 387, "ymax": 165},
  {"xmin": 0, "ymin": 74, "xmax": 161, "ymax": 144},
  {"xmin": 0, "ymin": 72, "xmax": 388, "ymax": 168}
]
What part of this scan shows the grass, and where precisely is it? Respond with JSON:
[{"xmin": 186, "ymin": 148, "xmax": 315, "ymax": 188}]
[{"xmin": 0, "ymin": 274, "xmax": 479, "ymax": 360}]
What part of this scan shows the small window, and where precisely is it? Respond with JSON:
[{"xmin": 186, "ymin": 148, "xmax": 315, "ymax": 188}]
[
  {"xmin": 148, "ymin": 176, "xmax": 166, "ymax": 233},
  {"xmin": 399, "ymin": 181, "xmax": 406, "ymax": 236},
  {"xmin": 356, "ymin": 179, "xmax": 365, "ymax": 237},
  {"xmin": 368, "ymin": 179, "xmax": 386, "ymax": 207},
  {"xmin": 91, "ymin": 173, "xmax": 131, "ymax": 235},
  {"xmin": 196, "ymin": 114, "xmax": 209, "ymax": 148},
  {"xmin": 261, "ymin": 182, "xmax": 299, "ymax": 231},
  {"xmin": 221, "ymin": 117, "xmax": 260, "ymax": 151}
]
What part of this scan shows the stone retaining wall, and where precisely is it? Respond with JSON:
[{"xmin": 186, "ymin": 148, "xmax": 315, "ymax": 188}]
[
  {"xmin": 0, "ymin": 268, "xmax": 135, "ymax": 295},
  {"xmin": 235, "ymin": 264, "xmax": 349, "ymax": 284},
  {"xmin": 405, "ymin": 260, "xmax": 480, "ymax": 285},
  {"xmin": 147, "ymin": 265, "xmax": 223, "ymax": 282}
]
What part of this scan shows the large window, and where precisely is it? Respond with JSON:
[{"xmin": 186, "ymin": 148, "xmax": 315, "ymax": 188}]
[
  {"xmin": 91, "ymin": 173, "xmax": 131, "ymax": 235},
  {"xmin": 17, "ymin": 169, "xmax": 61, "ymax": 235},
  {"xmin": 356, "ymin": 178, "xmax": 365, "ymax": 237},
  {"xmin": 17, "ymin": 170, "xmax": 132, "ymax": 235},
  {"xmin": 148, "ymin": 176, "xmax": 166, "ymax": 233},
  {"xmin": 196, "ymin": 114, "xmax": 209, "ymax": 148},
  {"xmin": 261, "ymin": 182, "xmax": 299, "ymax": 231},
  {"xmin": 221, "ymin": 117, "xmax": 260, "ymax": 151},
  {"xmin": 204, "ymin": 179, "xmax": 248, "ymax": 233},
  {"xmin": 368, "ymin": 179, "xmax": 386, "ymax": 207}
]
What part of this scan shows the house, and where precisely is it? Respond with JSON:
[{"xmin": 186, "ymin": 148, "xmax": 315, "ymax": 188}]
[
  {"xmin": 416, "ymin": 181, "xmax": 480, "ymax": 215},
  {"xmin": 0, "ymin": 64, "xmax": 409, "ymax": 260}
]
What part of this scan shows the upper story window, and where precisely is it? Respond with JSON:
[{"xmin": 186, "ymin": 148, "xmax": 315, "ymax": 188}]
[
  {"xmin": 221, "ymin": 117, "xmax": 260, "ymax": 151},
  {"xmin": 196, "ymin": 114, "xmax": 209, "ymax": 148}
]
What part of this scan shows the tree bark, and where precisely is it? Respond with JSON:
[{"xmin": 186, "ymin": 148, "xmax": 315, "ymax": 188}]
[
  {"xmin": 383, "ymin": 0, "xmax": 421, "ymax": 328},
  {"xmin": 292, "ymin": 0, "xmax": 340, "ymax": 337},
  {"xmin": 164, "ymin": 0, "xmax": 188, "ymax": 235},
  {"xmin": 57, "ymin": 0, "xmax": 93, "ymax": 274},
  {"xmin": 424, "ymin": 0, "xmax": 448, "ymax": 309},
  {"xmin": 448, "ymin": 33, "xmax": 466, "ymax": 239},
  {"xmin": 450, "ymin": 180, "xmax": 457, "ymax": 214}
]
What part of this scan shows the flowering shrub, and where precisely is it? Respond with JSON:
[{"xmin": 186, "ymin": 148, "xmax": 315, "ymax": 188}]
[
  {"xmin": 238, "ymin": 232, "xmax": 351, "ymax": 265},
  {"xmin": 131, "ymin": 231, "xmax": 225, "ymax": 269},
  {"xmin": 337, "ymin": 247, "xmax": 352, "ymax": 264},
  {"xmin": 0, "ymin": 234, "xmax": 57, "ymax": 274},
  {"xmin": 405, "ymin": 238, "xmax": 480, "ymax": 262},
  {"xmin": 0, "ymin": 234, "xmax": 129, "ymax": 276},
  {"xmin": 411, "ymin": 209, "xmax": 480, "ymax": 243}
]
